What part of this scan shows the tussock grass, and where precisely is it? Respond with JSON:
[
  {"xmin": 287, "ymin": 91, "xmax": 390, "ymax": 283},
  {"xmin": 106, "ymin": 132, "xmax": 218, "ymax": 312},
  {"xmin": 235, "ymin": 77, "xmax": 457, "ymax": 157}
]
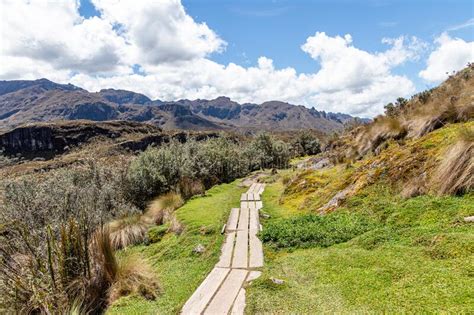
[
  {"xmin": 330, "ymin": 66, "xmax": 474, "ymax": 162},
  {"xmin": 142, "ymin": 192, "xmax": 184, "ymax": 225},
  {"xmin": 108, "ymin": 254, "xmax": 160, "ymax": 304},
  {"xmin": 107, "ymin": 215, "xmax": 149, "ymax": 250},
  {"xmin": 432, "ymin": 128, "xmax": 474, "ymax": 195},
  {"xmin": 352, "ymin": 117, "xmax": 406, "ymax": 158}
]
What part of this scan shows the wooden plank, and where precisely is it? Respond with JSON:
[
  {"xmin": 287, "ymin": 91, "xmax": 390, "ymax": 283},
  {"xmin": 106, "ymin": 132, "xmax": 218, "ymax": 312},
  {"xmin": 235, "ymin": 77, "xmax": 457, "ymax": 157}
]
[
  {"xmin": 182, "ymin": 267, "xmax": 230, "ymax": 315},
  {"xmin": 237, "ymin": 207, "xmax": 249, "ymax": 230},
  {"xmin": 240, "ymin": 193, "xmax": 247, "ymax": 202},
  {"xmin": 248, "ymin": 183, "xmax": 257, "ymax": 194},
  {"xmin": 249, "ymin": 233, "xmax": 263, "ymax": 268},
  {"xmin": 204, "ymin": 269, "xmax": 248, "ymax": 315},
  {"xmin": 230, "ymin": 288, "xmax": 246, "ymax": 315},
  {"xmin": 249, "ymin": 207, "xmax": 259, "ymax": 231},
  {"xmin": 248, "ymin": 201, "xmax": 256, "ymax": 210},
  {"xmin": 256, "ymin": 201, "xmax": 263, "ymax": 210},
  {"xmin": 247, "ymin": 270, "xmax": 262, "ymax": 282},
  {"xmin": 216, "ymin": 232, "xmax": 236, "ymax": 268},
  {"xmin": 232, "ymin": 230, "xmax": 248, "ymax": 268},
  {"xmin": 226, "ymin": 208, "xmax": 240, "ymax": 231}
]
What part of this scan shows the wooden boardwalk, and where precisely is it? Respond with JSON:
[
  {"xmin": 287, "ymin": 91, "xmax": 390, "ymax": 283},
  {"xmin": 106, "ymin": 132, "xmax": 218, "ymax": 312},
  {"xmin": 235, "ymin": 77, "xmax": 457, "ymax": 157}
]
[{"xmin": 182, "ymin": 183, "xmax": 265, "ymax": 315}]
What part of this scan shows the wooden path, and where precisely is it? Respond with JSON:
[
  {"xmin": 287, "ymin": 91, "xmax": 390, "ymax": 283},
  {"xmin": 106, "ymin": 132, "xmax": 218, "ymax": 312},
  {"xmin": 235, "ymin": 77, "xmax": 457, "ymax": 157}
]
[{"xmin": 181, "ymin": 183, "xmax": 265, "ymax": 315}]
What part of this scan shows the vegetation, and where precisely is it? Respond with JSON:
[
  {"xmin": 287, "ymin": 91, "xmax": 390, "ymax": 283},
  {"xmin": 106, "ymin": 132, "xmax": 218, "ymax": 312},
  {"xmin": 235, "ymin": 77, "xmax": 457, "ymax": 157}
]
[
  {"xmin": 261, "ymin": 212, "xmax": 377, "ymax": 249},
  {"xmin": 331, "ymin": 65, "xmax": 474, "ymax": 161},
  {"xmin": 432, "ymin": 127, "xmax": 473, "ymax": 195},
  {"xmin": 108, "ymin": 181, "xmax": 245, "ymax": 314},
  {"xmin": 127, "ymin": 135, "xmax": 290, "ymax": 208},
  {"xmin": 291, "ymin": 132, "xmax": 321, "ymax": 156},
  {"xmin": 246, "ymin": 119, "xmax": 473, "ymax": 313},
  {"xmin": 0, "ymin": 222, "xmax": 157, "ymax": 313}
]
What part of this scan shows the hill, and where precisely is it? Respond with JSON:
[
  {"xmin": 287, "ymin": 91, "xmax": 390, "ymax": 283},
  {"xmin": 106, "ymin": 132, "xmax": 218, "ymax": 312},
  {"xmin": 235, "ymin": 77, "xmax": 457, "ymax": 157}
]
[{"xmin": 0, "ymin": 79, "xmax": 362, "ymax": 132}]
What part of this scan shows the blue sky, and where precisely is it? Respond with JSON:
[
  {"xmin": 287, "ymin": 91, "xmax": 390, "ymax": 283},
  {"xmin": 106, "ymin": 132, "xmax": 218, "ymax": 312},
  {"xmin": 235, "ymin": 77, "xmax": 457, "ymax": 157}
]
[
  {"xmin": 2, "ymin": 0, "xmax": 473, "ymax": 116},
  {"xmin": 79, "ymin": 0, "xmax": 474, "ymax": 91}
]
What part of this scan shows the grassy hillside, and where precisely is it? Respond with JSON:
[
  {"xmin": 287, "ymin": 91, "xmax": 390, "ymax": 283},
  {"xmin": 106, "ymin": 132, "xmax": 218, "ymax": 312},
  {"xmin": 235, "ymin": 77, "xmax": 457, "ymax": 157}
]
[
  {"xmin": 107, "ymin": 181, "xmax": 245, "ymax": 314},
  {"xmin": 246, "ymin": 121, "xmax": 474, "ymax": 313}
]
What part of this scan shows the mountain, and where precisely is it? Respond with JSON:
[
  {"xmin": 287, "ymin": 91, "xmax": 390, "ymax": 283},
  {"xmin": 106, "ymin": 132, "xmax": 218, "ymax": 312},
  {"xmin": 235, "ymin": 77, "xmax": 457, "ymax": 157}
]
[{"xmin": 0, "ymin": 79, "xmax": 363, "ymax": 132}]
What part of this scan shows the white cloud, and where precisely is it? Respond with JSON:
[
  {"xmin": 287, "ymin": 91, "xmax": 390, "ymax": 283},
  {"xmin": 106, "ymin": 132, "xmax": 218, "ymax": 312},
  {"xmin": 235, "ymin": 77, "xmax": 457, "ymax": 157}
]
[
  {"xmin": 90, "ymin": 0, "xmax": 226, "ymax": 64},
  {"xmin": 419, "ymin": 33, "xmax": 474, "ymax": 83},
  {"xmin": 0, "ymin": 0, "xmax": 429, "ymax": 117}
]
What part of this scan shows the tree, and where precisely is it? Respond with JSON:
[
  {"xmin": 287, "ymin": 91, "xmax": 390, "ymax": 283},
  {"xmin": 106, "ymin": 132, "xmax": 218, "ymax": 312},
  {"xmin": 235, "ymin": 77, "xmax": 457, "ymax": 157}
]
[{"xmin": 292, "ymin": 132, "xmax": 321, "ymax": 156}]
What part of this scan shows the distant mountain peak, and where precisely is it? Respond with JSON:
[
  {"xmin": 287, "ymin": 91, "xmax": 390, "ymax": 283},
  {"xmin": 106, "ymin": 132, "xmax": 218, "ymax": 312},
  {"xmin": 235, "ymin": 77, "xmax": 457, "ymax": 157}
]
[{"xmin": 0, "ymin": 78, "xmax": 362, "ymax": 133}]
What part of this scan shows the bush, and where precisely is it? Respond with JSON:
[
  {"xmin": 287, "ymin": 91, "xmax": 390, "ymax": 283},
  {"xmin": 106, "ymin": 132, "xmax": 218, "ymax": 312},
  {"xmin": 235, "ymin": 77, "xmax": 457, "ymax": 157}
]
[
  {"xmin": 1, "ymin": 161, "xmax": 139, "ymax": 241},
  {"xmin": 127, "ymin": 135, "xmax": 291, "ymax": 208},
  {"xmin": 260, "ymin": 212, "xmax": 377, "ymax": 249},
  {"xmin": 251, "ymin": 133, "xmax": 290, "ymax": 169},
  {"xmin": 291, "ymin": 132, "xmax": 321, "ymax": 156}
]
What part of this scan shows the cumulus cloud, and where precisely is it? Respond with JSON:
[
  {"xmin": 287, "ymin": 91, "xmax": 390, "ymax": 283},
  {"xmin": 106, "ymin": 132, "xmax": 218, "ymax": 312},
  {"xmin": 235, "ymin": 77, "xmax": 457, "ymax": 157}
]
[
  {"xmin": 90, "ymin": 0, "xmax": 226, "ymax": 64},
  {"xmin": 419, "ymin": 33, "xmax": 474, "ymax": 83},
  {"xmin": 0, "ymin": 0, "xmax": 128, "ymax": 76},
  {"xmin": 0, "ymin": 0, "xmax": 431, "ymax": 117}
]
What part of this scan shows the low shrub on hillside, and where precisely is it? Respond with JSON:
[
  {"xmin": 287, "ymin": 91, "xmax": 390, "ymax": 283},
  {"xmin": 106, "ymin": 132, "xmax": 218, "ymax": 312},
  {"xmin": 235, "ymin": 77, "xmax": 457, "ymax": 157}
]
[
  {"xmin": 127, "ymin": 135, "xmax": 290, "ymax": 207},
  {"xmin": 1, "ymin": 161, "xmax": 139, "ymax": 240},
  {"xmin": 291, "ymin": 132, "xmax": 321, "ymax": 156},
  {"xmin": 260, "ymin": 212, "xmax": 377, "ymax": 249}
]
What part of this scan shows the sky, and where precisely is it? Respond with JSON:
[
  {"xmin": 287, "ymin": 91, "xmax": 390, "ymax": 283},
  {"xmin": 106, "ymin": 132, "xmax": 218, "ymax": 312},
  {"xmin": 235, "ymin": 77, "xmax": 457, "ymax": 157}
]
[{"xmin": 0, "ymin": 0, "xmax": 473, "ymax": 117}]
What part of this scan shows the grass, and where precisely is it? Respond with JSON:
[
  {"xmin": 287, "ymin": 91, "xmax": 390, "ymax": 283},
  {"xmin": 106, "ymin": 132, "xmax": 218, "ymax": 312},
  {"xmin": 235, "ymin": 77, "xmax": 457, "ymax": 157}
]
[
  {"xmin": 107, "ymin": 180, "xmax": 245, "ymax": 314},
  {"xmin": 260, "ymin": 212, "xmax": 378, "ymax": 249},
  {"xmin": 247, "ymin": 122, "xmax": 474, "ymax": 313},
  {"xmin": 248, "ymin": 180, "xmax": 474, "ymax": 313}
]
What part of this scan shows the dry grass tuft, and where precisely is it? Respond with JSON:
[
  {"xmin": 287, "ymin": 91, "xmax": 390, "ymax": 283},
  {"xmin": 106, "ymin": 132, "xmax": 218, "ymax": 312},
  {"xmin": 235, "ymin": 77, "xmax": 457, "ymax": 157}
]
[
  {"xmin": 401, "ymin": 178, "xmax": 427, "ymax": 199},
  {"xmin": 167, "ymin": 215, "xmax": 184, "ymax": 235},
  {"xmin": 108, "ymin": 254, "xmax": 160, "ymax": 304},
  {"xmin": 107, "ymin": 215, "xmax": 149, "ymax": 250},
  {"xmin": 142, "ymin": 192, "xmax": 184, "ymax": 225},
  {"xmin": 432, "ymin": 129, "xmax": 474, "ymax": 195},
  {"xmin": 353, "ymin": 117, "xmax": 406, "ymax": 158},
  {"xmin": 178, "ymin": 177, "xmax": 205, "ymax": 200}
]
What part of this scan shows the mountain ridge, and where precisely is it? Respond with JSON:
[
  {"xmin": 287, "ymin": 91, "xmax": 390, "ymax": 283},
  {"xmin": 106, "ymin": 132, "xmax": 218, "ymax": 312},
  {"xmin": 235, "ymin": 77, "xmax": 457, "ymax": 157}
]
[{"xmin": 0, "ymin": 78, "xmax": 367, "ymax": 132}]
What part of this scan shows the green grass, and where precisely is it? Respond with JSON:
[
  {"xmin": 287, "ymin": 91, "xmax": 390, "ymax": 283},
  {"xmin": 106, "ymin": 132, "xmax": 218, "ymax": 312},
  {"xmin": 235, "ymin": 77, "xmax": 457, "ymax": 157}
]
[
  {"xmin": 248, "ymin": 180, "xmax": 474, "ymax": 313},
  {"xmin": 247, "ymin": 123, "xmax": 474, "ymax": 315},
  {"xmin": 107, "ymin": 180, "xmax": 246, "ymax": 314},
  {"xmin": 260, "ymin": 212, "xmax": 378, "ymax": 249}
]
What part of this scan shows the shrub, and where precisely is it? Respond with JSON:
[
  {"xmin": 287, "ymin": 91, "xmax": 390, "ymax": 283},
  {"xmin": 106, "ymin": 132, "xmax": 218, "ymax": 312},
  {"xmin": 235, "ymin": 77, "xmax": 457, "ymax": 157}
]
[
  {"xmin": 0, "ymin": 161, "xmax": 138, "ymax": 240},
  {"xmin": 291, "ymin": 132, "xmax": 321, "ymax": 156},
  {"xmin": 260, "ymin": 212, "xmax": 377, "ymax": 249},
  {"xmin": 251, "ymin": 133, "xmax": 290, "ymax": 169}
]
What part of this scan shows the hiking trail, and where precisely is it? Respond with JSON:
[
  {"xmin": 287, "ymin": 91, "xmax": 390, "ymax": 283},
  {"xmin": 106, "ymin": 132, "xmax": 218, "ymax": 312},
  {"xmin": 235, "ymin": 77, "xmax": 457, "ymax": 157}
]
[{"xmin": 181, "ymin": 182, "xmax": 265, "ymax": 315}]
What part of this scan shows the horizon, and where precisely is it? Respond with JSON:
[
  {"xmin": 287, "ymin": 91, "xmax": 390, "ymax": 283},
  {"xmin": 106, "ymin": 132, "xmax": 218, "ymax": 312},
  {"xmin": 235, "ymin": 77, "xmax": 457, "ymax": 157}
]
[{"xmin": 1, "ymin": 0, "xmax": 473, "ymax": 118}]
